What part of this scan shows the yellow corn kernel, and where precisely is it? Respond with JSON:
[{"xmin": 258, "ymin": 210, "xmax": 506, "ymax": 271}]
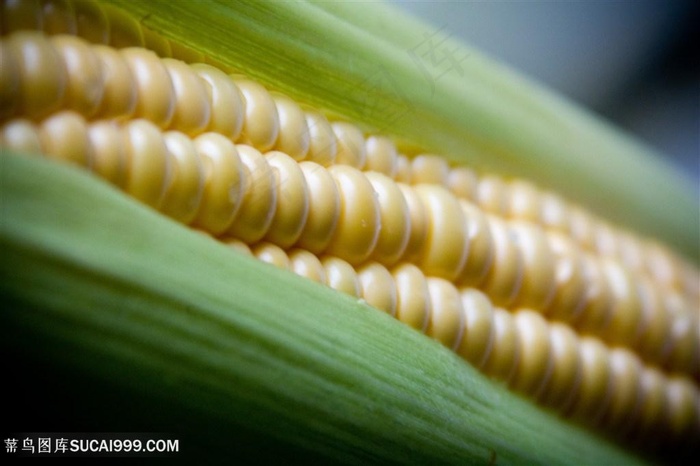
[
  {"xmin": 234, "ymin": 77, "xmax": 279, "ymax": 152},
  {"xmin": 411, "ymin": 154, "xmax": 449, "ymax": 185},
  {"xmin": 394, "ymin": 154, "xmax": 411, "ymax": 183},
  {"xmin": 481, "ymin": 216, "xmax": 524, "ymax": 307},
  {"xmin": 477, "ymin": 175, "xmax": 509, "ymax": 216},
  {"xmin": 574, "ymin": 255, "xmax": 613, "ymax": 335},
  {"xmin": 425, "ymin": 277, "xmax": 465, "ymax": 350},
  {"xmin": 662, "ymin": 294, "xmax": 699, "ymax": 376},
  {"xmin": 322, "ymin": 255, "xmax": 361, "ymax": 298},
  {"xmin": 538, "ymin": 322, "xmax": 581, "ymax": 411},
  {"xmin": 102, "ymin": 3, "xmax": 142, "ymax": 49},
  {"xmin": 0, "ymin": 35, "xmax": 19, "ymax": 118},
  {"xmin": 392, "ymin": 263, "xmax": 431, "ymax": 332},
  {"xmin": 303, "ymin": 111, "xmax": 336, "ymax": 166},
  {"xmin": 160, "ymin": 130, "xmax": 204, "ymax": 224},
  {"xmin": 288, "ymin": 248, "xmax": 326, "ymax": 284},
  {"xmin": 447, "ymin": 166, "xmax": 479, "ymax": 202},
  {"xmin": 2, "ymin": 0, "xmax": 43, "ymax": 34},
  {"xmin": 227, "ymin": 144, "xmax": 276, "ymax": 243},
  {"xmin": 481, "ymin": 307, "xmax": 520, "ymax": 383},
  {"xmin": 1, "ymin": 118, "xmax": 42, "ymax": 153},
  {"xmin": 332, "ymin": 121, "xmax": 366, "ymax": 169},
  {"xmin": 604, "ymin": 348, "xmax": 643, "ymax": 430},
  {"xmin": 601, "ymin": 259, "xmax": 643, "ymax": 347},
  {"xmin": 86, "ymin": 119, "xmax": 126, "ymax": 186},
  {"xmin": 295, "ymin": 160, "xmax": 340, "ymax": 254},
  {"xmin": 72, "ymin": 0, "xmax": 107, "ymax": 45},
  {"xmin": 253, "ymin": 242, "xmax": 291, "ymax": 270},
  {"xmin": 364, "ymin": 135, "xmax": 398, "ymax": 177},
  {"xmin": 540, "ymin": 191, "xmax": 571, "ymax": 232},
  {"xmin": 569, "ymin": 206, "xmax": 597, "ymax": 253},
  {"xmin": 414, "ymin": 184, "xmax": 469, "ymax": 281},
  {"xmin": 358, "ymin": 262, "xmax": 398, "ymax": 316},
  {"xmin": 325, "ymin": 164, "xmax": 380, "ymax": 265},
  {"xmin": 38, "ymin": 110, "xmax": 92, "ymax": 167},
  {"xmin": 264, "ymin": 150, "xmax": 309, "ymax": 248},
  {"xmin": 545, "ymin": 232, "xmax": 587, "ymax": 323},
  {"xmin": 509, "ymin": 221, "xmax": 557, "ymax": 310},
  {"xmin": 5, "ymin": 31, "xmax": 66, "ymax": 119},
  {"xmin": 272, "ymin": 94, "xmax": 309, "ymax": 161},
  {"xmin": 507, "ymin": 180, "xmax": 541, "ymax": 223},
  {"xmin": 567, "ymin": 337, "xmax": 612, "ymax": 424},
  {"xmin": 91, "ymin": 44, "xmax": 136, "ymax": 119},
  {"xmin": 40, "ymin": 0, "xmax": 76, "ymax": 35},
  {"xmin": 122, "ymin": 118, "xmax": 171, "ymax": 208},
  {"xmin": 635, "ymin": 276, "xmax": 671, "ymax": 366},
  {"xmin": 224, "ymin": 237, "xmax": 253, "ymax": 256},
  {"xmin": 365, "ymin": 171, "xmax": 410, "ymax": 266},
  {"xmin": 457, "ymin": 200, "xmax": 494, "ymax": 287},
  {"xmin": 632, "ymin": 368, "xmax": 666, "ymax": 441},
  {"xmin": 162, "ymin": 57, "xmax": 211, "ymax": 135},
  {"xmin": 191, "ymin": 63, "xmax": 244, "ymax": 140},
  {"xmin": 191, "ymin": 133, "xmax": 244, "ymax": 234},
  {"xmin": 510, "ymin": 310, "xmax": 554, "ymax": 398},
  {"xmin": 121, "ymin": 47, "xmax": 174, "ymax": 127},
  {"xmin": 50, "ymin": 34, "xmax": 103, "ymax": 117},
  {"xmin": 456, "ymin": 289, "xmax": 495, "ymax": 368},
  {"xmin": 396, "ymin": 182, "xmax": 427, "ymax": 263},
  {"xmin": 665, "ymin": 377, "xmax": 697, "ymax": 440}
]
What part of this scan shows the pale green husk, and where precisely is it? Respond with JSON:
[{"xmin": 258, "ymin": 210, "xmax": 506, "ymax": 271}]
[
  {"xmin": 104, "ymin": 0, "xmax": 699, "ymax": 262},
  {"xmin": 0, "ymin": 152, "xmax": 644, "ymax": 464}
]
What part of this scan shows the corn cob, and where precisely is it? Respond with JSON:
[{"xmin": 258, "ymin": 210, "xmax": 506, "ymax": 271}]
[{"xmin": 1, "ymin": 0, "xmax": 698, "ymax": 464}]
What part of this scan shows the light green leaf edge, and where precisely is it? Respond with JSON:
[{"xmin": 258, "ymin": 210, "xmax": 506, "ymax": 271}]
[
  {"xmin": 105, "ymin": 0, "xmax": 698, "ymax": 263},
  {"xmin": 0, "ymin": 152, "xmax": 645, "ymax": 465}
]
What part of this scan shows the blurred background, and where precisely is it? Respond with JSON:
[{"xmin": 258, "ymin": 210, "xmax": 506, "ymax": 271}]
[{"xmin": 387, "ymin": 0, "xmax": 699, "ymax": 194}]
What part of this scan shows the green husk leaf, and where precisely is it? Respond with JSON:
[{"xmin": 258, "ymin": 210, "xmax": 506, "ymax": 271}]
[
  {"xmin": 104, "ymin": 0, "xmax": 698, "ymax": 263},
  {"xmin": 0, "ymin": 151, "xmax": 645, "ymax": 464}
]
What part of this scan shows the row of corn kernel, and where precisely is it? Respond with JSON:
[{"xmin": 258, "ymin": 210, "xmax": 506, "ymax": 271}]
[
  {"xmin": 0, "ymin": 111, "xmax": 404, "ymax": 264},
  {"xmin": 347, "ymin": 143, "xmax": 699, "ymax": 330},
  {"xmin": 222, "ymin": 238, "xmax": 699, "ymax": 448},
  {"xmin": 545, "ymin": 231, "xmax": 697, "ymax": 373},
  {"xmin": 1, "ymin": 110, "xmax": 697, "ymax": 379},
  {"xmin": 399, "ymin": 154, "xmax": 700, "ymax": 301},
  {"xmin": 1, "ymin": 31, "xmax": 240, "ymax": 135},
  {"xmin": 3, "ymin": 27, "xmax": 696, "ymax": 311},
  {"xmin": 0, "ymin": 0, "xmax": 209, "ymax": 64},
  {"xmin": 0, "ymin": 30, "xmax": 377, "ymax": 167},
  {"xmin": 316, "ymin": 138, "xmax": 697, "ymax": 304}
]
